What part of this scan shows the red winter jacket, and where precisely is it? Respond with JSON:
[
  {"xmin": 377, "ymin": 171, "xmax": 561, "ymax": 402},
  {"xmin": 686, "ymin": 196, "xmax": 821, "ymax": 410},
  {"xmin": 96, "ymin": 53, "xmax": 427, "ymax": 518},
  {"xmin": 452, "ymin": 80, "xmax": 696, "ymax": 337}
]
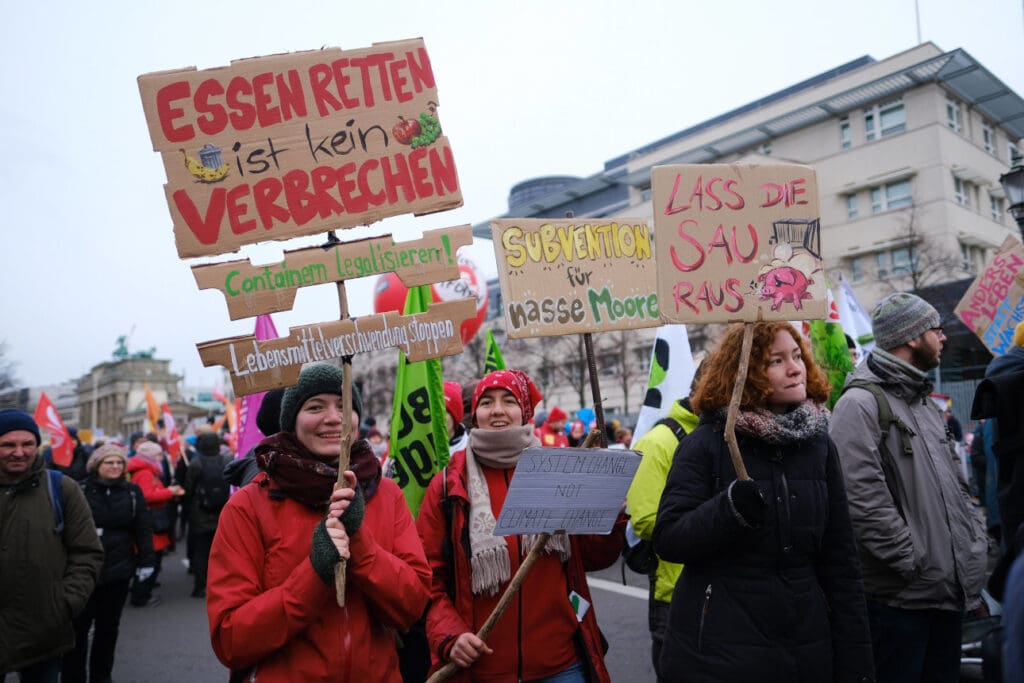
[
  {"xmin": 207, "ymin": 473, "xmax": 430, "ymax": 683},
  {"xmin": 416, "ymin": 450, "xmax": 624, "ymax": 683},
  {"xmin": 537, "ymin": 423, "xmax": 569, "ymax": 448},
  {"xmin": 127, "ymin": 456, "xmax": 175, "ymax": 552}
]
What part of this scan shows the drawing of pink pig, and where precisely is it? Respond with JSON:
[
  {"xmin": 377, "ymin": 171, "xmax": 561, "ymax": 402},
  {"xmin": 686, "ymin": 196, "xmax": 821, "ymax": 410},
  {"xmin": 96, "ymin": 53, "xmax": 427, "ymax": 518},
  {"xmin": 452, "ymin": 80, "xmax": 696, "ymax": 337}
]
[{"xmin": 755, "ymin": 266, "xmax": 813, "ymax": 311}]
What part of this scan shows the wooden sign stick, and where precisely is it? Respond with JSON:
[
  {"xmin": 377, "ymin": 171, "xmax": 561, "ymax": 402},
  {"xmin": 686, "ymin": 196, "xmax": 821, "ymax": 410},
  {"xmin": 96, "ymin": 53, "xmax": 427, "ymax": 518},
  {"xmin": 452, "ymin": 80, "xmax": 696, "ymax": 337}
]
[
  {"xmin": 331, "ymin": 235, "xmax": 355, "ymax": 607},
  {"xmin": 425, "ymin": 429, "xmax": 603, "ymax": 683},
  {"xmin": 723, "ymin": 322, "xmax": 753, "ymax": 481}
]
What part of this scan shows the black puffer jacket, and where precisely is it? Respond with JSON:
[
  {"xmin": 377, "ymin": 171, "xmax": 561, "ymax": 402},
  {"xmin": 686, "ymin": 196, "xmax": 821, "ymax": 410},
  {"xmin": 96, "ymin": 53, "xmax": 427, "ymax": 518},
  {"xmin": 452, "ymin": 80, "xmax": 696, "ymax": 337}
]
[
  {"xmin": 80, "ymin": 476, "xmax": 156, "ymax": 585},
  {"xmin": 653, "ymin": 416, "xmax": 873, "ymax": 683}
]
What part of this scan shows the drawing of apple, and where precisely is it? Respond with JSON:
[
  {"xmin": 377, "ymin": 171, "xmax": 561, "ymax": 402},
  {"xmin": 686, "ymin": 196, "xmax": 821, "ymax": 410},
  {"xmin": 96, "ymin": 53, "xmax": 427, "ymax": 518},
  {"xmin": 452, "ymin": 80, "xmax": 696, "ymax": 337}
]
[{"xmin": 392, "ymin": 116, "xmax": 421, "ymax": 145}]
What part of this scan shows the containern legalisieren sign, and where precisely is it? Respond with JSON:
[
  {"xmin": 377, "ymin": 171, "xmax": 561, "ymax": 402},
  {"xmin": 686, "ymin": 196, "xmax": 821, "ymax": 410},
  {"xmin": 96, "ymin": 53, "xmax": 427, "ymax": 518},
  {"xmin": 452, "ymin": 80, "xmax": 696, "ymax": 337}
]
[
  {"xmin": 490, "ymin": 218, "xmax": 659, "ymax": 338},
  {"xmin": 651, "ymin": 163, "xmax": 826, "ymax": 324},
  {"xmin": 138, "ymin": 38, "xmax": 462, "ymax": 259},
  {"xmin": 192, "ymin": 225, "xmax": 472, "ymax": 320}
]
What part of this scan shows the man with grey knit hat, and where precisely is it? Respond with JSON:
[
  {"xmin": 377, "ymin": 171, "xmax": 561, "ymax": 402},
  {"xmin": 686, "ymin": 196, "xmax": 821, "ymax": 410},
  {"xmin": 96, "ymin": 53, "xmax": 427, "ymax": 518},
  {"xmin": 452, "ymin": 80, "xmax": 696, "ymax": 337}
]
[{"xmin": 831, "ymin": 292, "xmax": 987, "ymax": 683}]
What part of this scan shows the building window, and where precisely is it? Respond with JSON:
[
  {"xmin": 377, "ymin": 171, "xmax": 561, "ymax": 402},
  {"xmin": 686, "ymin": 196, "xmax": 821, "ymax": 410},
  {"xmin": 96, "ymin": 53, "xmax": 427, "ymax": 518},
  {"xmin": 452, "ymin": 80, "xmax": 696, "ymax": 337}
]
[
  {"xmin": 1011, "ymin": 142, "xmax": 1020, "ymax": 163},
  {"xmin": 840, "ymin": 117, "xmax": 851, "ymax": 149},
  {"xmin": 954, "ymin": 176, "xmax": 969, "ymax": 207},
  {"xmin": 876, "ymin": 247, "xmax": 916, "ymax": 279},
  {"xmin": 991, "ymin": 195, "xmax": 1004, "ymax": 221},
  {"xmin": 850, "ymin": 257, "xmax": 863, "ymax": 282},
  {"xmin": 947, "ymin": 98, "xmax": 962, "ymax": 133},
  {"xmin": 982, "ymin": 122, "xmax": 995, "ymax": 154},
  {"xmin": 847, "ymin": 194, "xmax": 858, "ymax": 218},
  {"xmin": 960, "ymin": 243, "xmax": 986, "ymax": 273},
  {"xmin": 871, "ymin": 179, "xmax": 913, "ymax": 213},
  {"xmin": 864, "ymin": 99, "xmax": 905, "ymax": 141}
]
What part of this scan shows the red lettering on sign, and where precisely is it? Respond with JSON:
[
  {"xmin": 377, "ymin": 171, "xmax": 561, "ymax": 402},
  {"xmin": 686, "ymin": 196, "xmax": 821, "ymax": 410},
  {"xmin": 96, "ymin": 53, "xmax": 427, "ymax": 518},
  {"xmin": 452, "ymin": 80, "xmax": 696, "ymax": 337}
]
[{"xmin": 760, "ymin": 179, "xmax": 808, "ymax": 208}]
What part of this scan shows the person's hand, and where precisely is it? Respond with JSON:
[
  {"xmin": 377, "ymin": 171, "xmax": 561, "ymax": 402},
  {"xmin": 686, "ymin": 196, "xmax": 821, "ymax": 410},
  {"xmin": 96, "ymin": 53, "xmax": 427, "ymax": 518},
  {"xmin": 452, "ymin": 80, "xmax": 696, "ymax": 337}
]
[
  {"xmin": 135, "ymin": 566, "xmax": 155, "ymax": 582},
  {"xmin": 324, "ymin": 516, "xmax": 350, "ymax": 561},
  {"xmin": 330, "ymin": 471, "xmax": 365, "ymax": 536},
  {"xmin": 169, "ymin": 485, "xmax": 185, "ymax": 496},
  {"xmin": 729, "ymin": 479, "xmax": 768, "ymax": 527},
  {"xmin": 448, "ymin": 632, "xmax": 493, "ymax": 668}
]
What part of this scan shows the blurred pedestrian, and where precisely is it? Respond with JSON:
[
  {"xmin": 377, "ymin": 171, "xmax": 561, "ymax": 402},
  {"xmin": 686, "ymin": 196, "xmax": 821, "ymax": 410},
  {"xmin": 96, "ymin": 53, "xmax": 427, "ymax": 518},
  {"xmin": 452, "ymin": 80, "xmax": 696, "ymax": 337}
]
[
  {"xmin": 127, "ymin": 441, "xmax": 183, "ymax": 607},
  {"xmin": 181, "ymin": 432, "xmax": 232, "ymax": 599}
]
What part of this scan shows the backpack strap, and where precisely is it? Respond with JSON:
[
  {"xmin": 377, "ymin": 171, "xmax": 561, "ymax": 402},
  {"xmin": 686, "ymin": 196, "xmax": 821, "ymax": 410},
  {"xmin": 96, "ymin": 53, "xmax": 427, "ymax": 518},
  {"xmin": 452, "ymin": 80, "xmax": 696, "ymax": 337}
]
[
  {"xmin": 842, "ymin": 380, "xmax": 916, "ymax": 520},
  {"xmin": 655, "ymin": 416, "xmax": 688, "ymax": 442},
  {"xmin": 439, "ymin": 466, "xmax": 458, "ymax": 601},
  {"xmin": 47, "ymin": 470, "xmax": 65, "ymax": 536}
]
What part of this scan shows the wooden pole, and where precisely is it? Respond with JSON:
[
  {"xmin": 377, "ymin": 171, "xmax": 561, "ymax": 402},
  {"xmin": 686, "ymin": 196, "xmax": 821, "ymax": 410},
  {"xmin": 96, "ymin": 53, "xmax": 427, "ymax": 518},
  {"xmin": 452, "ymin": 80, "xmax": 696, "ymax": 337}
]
[
  {"xmin": 329, "ymin": 232, "xmax": 355, "ymax": 607},
  {"xmin": 425, "ymin": 429, "xmax": 604, "ymax": 683},
  {"xmin": 723, "ymin": 322, "xmax": 753, "ymax": 481},
  {"xmin": 583, "ymin": 333, "xmax": 607, "ymax": 447}
]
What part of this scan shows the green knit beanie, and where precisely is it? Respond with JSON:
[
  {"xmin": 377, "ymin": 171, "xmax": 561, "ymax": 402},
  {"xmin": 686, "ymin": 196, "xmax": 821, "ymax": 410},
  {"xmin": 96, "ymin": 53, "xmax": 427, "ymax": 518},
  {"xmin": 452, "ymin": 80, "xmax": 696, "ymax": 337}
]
[{"xmin": 279, "ymin": 363, "xmax": 363, "ymax": 433}]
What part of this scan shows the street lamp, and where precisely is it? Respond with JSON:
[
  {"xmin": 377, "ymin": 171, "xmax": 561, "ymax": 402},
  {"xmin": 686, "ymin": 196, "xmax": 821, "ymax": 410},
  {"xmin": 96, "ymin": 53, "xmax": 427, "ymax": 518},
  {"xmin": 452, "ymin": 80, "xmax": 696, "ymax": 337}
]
[{"xmin": 999, "ymin": 153, "xmax": 1024, "ymax": 240}]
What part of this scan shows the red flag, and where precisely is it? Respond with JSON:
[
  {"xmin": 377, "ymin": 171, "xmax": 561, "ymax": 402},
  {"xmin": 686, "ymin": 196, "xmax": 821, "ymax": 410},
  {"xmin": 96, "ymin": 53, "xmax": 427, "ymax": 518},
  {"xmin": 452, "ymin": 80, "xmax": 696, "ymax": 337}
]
[
  {"xmin": 33, "ymin": 391, "xmax": 74, "ymax": 467},
  {"xmin": 161, "ymin": 403, "xmax": 182, "ymax": 462}
]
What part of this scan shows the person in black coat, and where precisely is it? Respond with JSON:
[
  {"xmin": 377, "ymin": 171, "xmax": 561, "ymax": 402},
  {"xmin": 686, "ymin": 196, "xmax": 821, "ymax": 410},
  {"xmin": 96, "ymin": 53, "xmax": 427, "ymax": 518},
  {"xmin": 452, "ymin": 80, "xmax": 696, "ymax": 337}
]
[
  {"xmin": 653, "ymin": 321, "xmax": 873, "ymax": 683},
  {"xmin": 63, "ymin": 443, "xmax": 156, "ymax": 683}
]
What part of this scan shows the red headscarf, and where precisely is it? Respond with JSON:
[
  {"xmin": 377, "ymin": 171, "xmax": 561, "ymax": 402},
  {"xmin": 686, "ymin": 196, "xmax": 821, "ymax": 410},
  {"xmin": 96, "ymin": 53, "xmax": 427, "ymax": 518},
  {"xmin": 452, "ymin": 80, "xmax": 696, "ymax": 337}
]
[
  {"xmin": 443, "ymin": 381, "xmax": 464, "ymax": 425},
  {"xmin": 471, "ymin": 370, "xmax": 543, "ymax": 426}
]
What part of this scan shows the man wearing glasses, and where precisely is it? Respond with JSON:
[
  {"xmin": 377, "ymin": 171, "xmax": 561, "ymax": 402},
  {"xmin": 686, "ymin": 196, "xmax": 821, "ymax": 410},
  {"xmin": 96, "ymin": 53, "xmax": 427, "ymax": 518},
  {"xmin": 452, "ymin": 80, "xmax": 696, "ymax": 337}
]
[
  {"xmin": 0, "ymin": 409, "xmax": 103, "ymax": 682},
  {"xmin": 831, "ymin": 292, "xmax": 987, "ymax": 683}
]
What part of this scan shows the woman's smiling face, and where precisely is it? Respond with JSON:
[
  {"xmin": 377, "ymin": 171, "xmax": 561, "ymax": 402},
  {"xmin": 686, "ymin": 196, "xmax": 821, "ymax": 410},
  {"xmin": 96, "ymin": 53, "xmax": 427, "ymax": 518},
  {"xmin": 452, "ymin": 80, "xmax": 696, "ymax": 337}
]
[{"xmin": 474, "ymin": 388, "xmax": 523, "ymax": 431}]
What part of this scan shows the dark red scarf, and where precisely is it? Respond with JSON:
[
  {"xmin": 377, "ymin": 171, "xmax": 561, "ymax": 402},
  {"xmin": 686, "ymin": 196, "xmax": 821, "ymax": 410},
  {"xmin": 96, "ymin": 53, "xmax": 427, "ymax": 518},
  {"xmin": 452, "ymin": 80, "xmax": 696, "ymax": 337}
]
[{"xmin": 255, "ymin": 433, "xmax": 382, "ymax": 509}]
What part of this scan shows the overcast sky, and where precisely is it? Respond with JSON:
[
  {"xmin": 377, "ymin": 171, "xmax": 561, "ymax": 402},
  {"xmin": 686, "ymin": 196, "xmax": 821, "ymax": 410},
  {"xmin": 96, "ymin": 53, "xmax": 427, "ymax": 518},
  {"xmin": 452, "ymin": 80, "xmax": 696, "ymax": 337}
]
[{"xmin": 3, "ymin": 0, "xmax": 1023, "ymax": 389}]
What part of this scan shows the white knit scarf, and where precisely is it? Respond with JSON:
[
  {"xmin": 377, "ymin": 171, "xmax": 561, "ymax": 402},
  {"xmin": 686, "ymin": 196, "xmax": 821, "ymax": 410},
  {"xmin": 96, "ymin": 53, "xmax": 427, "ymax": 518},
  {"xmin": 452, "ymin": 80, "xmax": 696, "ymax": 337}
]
[{"xmin": 466, "ymin": 425, "xmax": 571, "ymax": 596}]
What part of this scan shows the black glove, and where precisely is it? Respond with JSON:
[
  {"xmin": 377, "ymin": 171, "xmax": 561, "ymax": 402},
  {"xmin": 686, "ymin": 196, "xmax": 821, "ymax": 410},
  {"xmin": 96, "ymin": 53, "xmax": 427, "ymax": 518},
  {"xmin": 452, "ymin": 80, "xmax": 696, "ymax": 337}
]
[
  {"xmin": 729, "ymin": 479, "xmax": 767, "ymax": 528},
  {"xmin": 310, "ymin": 518, "xmax": 341, "ymax": 585}
]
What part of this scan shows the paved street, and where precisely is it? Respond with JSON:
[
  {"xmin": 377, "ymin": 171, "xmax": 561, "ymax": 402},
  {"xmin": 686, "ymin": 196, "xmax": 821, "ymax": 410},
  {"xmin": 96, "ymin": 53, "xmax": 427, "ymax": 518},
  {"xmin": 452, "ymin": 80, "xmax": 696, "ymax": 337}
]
[{"xmin": 112, "ymin": 548, "xmax": 655, "ymax": 682}]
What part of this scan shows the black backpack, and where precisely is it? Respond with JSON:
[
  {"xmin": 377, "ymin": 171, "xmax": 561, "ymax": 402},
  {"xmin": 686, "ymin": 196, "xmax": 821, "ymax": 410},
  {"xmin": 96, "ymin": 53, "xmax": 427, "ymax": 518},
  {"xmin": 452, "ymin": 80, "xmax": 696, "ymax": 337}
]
[
  {"xmin": 196, "ymin": 455, "xmax": 230, "ymax": 513},
  {"xmin": 622, "ymin": 416, "xmax": 690, "ymax": 575}
]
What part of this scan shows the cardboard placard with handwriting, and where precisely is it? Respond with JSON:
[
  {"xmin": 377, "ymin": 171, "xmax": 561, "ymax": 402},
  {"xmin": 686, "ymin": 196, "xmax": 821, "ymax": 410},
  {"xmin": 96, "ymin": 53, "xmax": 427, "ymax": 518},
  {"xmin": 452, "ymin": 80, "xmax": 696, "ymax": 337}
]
[
  {"xmin": 955, "ymin": 235, "xmax": 1024, "ymax": 355},
  {"xmin": 193, "ymin": 225, "xmax": 472, "ymax": 320},
  {"xmin": 490, "ymin": 219, "xmax": 659, "ymax": 338},
  {"xmin": 651, "ymin": 163, "xmax": 826, "ymax": 323},
  {"xmin": 493, "ymin": 447, "xmax": 639, "ymax": 535},
  {"xmin": 138, "ymin": 38, "xmax": 462, "ymax": 259},
  {"xmin": 198, "ymin": 298, "xmax": 477, "ymax": 395}
]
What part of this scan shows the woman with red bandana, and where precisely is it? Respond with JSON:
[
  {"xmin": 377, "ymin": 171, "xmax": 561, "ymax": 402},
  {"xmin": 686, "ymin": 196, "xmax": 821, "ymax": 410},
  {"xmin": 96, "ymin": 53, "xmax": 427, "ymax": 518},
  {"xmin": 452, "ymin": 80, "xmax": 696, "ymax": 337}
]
[
  {"xmin": 416, "ymin": 369, "xmax": 625, "ymax": 683},
  {"xmin": 206, "ymin": 362, "xmax": 431, "ymax": 683}
]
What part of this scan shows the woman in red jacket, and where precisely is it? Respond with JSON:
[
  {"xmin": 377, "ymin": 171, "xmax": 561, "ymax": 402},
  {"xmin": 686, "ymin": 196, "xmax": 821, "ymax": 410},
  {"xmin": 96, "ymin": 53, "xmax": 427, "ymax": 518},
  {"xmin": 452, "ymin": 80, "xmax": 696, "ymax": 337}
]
[
  {"xmin": 416, "ymin": 369, "xmax": 625, "ymax": 683},
  {"xmin": 206, "ymin": 362, "xmax": 430, "ymax": 683},
  {"xmin": 127, "ymin": 440, "xmax": 182, "ymax": 606}
]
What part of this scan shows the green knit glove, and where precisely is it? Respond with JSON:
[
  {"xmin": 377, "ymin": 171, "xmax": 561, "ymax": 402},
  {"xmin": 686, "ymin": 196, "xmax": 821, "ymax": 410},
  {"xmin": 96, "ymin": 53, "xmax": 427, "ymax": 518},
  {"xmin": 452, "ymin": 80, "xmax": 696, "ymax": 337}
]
[
  {"xmin": 340, "ymin": 484, "xmax": 365, "ymax": 537},
  {"xmin": 310, "ymin": 518, "xmax": 341, "ymax": 585}
]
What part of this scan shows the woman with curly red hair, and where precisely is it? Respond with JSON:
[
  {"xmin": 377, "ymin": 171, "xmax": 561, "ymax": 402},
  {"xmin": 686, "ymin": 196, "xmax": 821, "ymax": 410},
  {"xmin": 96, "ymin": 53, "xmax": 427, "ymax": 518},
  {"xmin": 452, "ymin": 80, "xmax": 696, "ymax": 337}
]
[{"xmin": 653, "ymin": 321, "xmax": 873, "ymax": 682}]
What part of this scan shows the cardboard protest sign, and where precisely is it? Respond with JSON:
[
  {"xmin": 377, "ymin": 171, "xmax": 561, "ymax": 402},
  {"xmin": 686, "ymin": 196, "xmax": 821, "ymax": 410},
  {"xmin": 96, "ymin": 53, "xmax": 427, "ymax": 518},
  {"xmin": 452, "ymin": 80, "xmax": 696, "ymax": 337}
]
[
  {"xmin": 955, "ymin": 235, "xmax": 1024, "ymax": 355},
  {"xmin": 138, "ymin": 38, "xmax": 462, "ymax": 259},
  {"xmin": 493, "ymin": 447, "xmax": 639, "ymax": 535},
  {"xmin": 652, "ymin": 164, "xmax": 825, "ymax": 323},
  {"xmin": 193, "ymin": 225, "xmax": 472, "ymax": 319},
  {"xmin": 490, "ymin": 219, "xmax": 659, "ymax": 338},
  {"xmin": 197, "ymin": 298, "xmax": 477, "ymax": 395}
]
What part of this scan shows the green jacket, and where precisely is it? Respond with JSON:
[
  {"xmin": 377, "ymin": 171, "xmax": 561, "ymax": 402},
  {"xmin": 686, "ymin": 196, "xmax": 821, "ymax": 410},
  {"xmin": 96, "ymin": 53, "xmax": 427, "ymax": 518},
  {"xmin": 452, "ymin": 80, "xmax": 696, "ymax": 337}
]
[
  {"xmin": 0, "ymin": 456, "xmax": 104, "ymax": 673},
  {"xmin": 626, "ymin": 400, "xmax": 699, "ymax": 603}
]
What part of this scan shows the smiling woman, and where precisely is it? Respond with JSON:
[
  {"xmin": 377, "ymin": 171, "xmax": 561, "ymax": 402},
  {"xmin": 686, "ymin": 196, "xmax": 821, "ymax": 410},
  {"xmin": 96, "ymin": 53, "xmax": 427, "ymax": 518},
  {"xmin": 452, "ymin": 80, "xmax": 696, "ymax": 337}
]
[{"xmin": 206, "ymin": 362, "xmax": 431, "ymax": 683}]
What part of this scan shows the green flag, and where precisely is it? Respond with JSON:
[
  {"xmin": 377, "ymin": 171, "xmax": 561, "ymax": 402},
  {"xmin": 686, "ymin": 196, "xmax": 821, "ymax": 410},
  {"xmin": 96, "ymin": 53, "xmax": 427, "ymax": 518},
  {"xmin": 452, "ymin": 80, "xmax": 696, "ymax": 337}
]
[
  {"xmin": 484, "ymin": 329, "xmax": 506, "ymax": 373},
  {"xmin": 808, "ymin": 319, "xmax": 855, "ymax": 409},
  {"xmin": 389, "ymin": 285, "xmax": 451, "ymax": 518}
]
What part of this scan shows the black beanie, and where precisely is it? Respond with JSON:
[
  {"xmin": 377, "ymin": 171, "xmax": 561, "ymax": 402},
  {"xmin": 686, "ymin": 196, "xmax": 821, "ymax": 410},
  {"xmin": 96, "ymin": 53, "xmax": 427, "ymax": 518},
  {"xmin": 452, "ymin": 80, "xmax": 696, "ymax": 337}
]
[
  {"xmin": 0, "ymin": 409, "xmax": 41, "ymax": 445},
  {"xmin": 279, "ymin": 363, "xmax": 363, "ymax": 433},
  {"xmin": 256, "ymin": 388, "xmax": 285, "ymax": 437},
  {"xmin": 196, "ymin": 431, "xmax": 222, "ymax": 457}
]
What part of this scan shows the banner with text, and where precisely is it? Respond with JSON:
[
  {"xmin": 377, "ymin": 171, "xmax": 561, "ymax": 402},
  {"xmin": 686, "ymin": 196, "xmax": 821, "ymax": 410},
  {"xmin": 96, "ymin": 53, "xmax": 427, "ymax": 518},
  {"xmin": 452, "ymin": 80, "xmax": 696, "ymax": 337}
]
[
  {"xmin": 493, "ymin": 447, "xmax": 639, "ymax": 535},
  {"xmin": 197, "ymin": 298, "xmax": 476, "ymax": 395},
  {"xmin": 955, "ymin": 235, "xmax": 1024, "ymax": 355},
  {"xmin": 193, "ymin": 225, "xmax": 472, "ymax": 319},
  {"xmin": 138, "ymin": 38, "xmax": 462, "ymax": 258},
  {"xmin": 652, "ymin": 163, "xmax": 825, "ymax": 323},
  {"xmin": 490, "ymin": 218, "xmax": 659, "ymax": 338}
]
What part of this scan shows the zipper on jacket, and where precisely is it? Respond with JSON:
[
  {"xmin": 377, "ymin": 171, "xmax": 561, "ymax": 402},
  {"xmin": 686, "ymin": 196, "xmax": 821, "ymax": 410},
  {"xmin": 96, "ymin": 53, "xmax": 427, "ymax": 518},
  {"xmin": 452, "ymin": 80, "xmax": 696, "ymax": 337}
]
[{"xmin": 697, "ymin": 584, "xmax": 712, "ymax": 653}]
